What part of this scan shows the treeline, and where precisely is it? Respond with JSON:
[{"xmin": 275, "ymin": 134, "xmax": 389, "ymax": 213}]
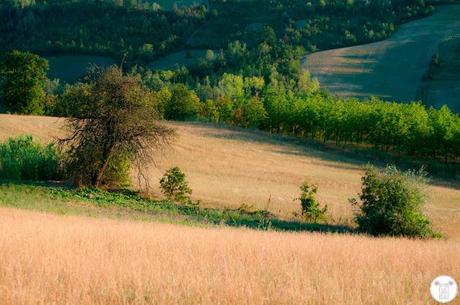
[
  {"xmin": 183, "ymin": 72, "xmax": 460, "ymax": 163},
  {"xmin": 264, "ymin": 95, "xmax": 460, "ymax": 162},
  {"xmin": 3, "ymin": 51, "xmax": 460, "ymax": 165}
]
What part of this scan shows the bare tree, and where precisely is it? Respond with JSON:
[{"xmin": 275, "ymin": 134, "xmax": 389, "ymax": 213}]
[{"xmin": 60, "ymin": 66, "xmax": 174, "ymax": 188}]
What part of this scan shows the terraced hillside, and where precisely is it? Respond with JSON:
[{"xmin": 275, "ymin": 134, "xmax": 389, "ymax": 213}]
[
  {"xmin": 1, "ymin": 114, "xmax": 460, "ymax": 239},
  {"xmin": 303, "ymin": 5, "xmax": 460, "ymax": 103}
]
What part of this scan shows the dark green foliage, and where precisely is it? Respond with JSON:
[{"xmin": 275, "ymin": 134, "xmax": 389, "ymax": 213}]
[
  {"xmin": 47, "ymin": 83, "xmax": 91, "ymax": 117},
  {"xmin": 0, "ymin": 1, "xmax": 206, "ymax": 62},
  {"xmin": 61, "ymin": 66, "xmax": 174, "ymax": 188},
  {"xmin": 0, "ymin": 135, "xmax": 61, "ymax": 181},
  {"xmin": 297, "ymin": 180, "xmax": 327, "ymax": 222},
  {"xmin": 160, "ymin": 166, "xmax": 192, "ymax": 204},
  {"xmin": 0, "ymin": 50, "xmax": 48, "ymax": 114},
  {"xmin": 0, "ymin": 0, "xmax": 437, "ymax": 82},
  {"xmin": 350, "ymin": 165, "xmax": 437, "ymax": 238}
]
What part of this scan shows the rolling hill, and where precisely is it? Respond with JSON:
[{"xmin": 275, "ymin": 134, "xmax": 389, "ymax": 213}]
[
  {"xmin": 1, "ymin": 114, "xmax": 459, "ymax": 240},
  {"xmin": 419, "ymin": 36, "xmax": 460, "ymax": 112},
  {"xmin": 303, "ymin": 5, "xmax": 460, "ymax": 106}
]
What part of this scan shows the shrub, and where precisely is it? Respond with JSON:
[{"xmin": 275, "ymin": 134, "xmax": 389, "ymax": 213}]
[
  {"xmin": 160, "ymin": 167, "xmax": 192, "ymax": 204},
  {"xmin": 350, "ymin": 165, "xmax": 437, "ymax": 238},
  {"xmin": 0, "ymin": 135, "xmax": 61, "ymax": 181},
  {"xmin": 297, "ymin": 180, "xmax": 327, "ymax": 222}
]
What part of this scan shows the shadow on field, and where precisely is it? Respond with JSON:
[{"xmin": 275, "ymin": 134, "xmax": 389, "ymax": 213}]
[
  {"xmin": 223, "ymin": 215, "xmax": 353, "ymax": 234},
  {"xmin": 195, "ymin": 121, "xmax": 460, "ymax": 179},
  {"xmin": 0, "ymin": 180, "xmax": 354, "ymax": 234}
]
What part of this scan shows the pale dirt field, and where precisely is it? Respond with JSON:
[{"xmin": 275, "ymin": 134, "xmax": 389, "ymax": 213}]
[
  {"xmin": 303, "ymin": 5, "xmax": 460, "ymax": 103},
  {"xmin": 1, "ymin": 114, "xmax": 460, "ymax": 238},
  {"xmin": 0, "ymin": 208, "xmax": 459, "ymax": 305}
]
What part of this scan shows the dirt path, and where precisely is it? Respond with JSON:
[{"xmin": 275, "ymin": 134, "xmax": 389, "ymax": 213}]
[{"xmin": 303, "ymin": 5, "xmax": 460, "ymax": 102}]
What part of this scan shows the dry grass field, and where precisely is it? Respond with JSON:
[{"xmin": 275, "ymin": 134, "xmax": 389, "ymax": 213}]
[
  {"xmin": 0, "ymin": 207, "xmax": 459, "ymax": 305},
  {"xmin": 303, "ymin": 5, "xmax": 460, "ymax": 103},
  {"xmin": 1, "ymin": 114, "xmax": 460, "ymax": 239}
]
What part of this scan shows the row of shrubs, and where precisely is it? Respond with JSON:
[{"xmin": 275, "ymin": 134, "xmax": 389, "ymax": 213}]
[
  {"xmin": 0, "ymin": 135, "xmax": 438, "ymax": 239},
  {"xmin": 299, "ymin": 165, "xmax": 437, "ymax": 239}
]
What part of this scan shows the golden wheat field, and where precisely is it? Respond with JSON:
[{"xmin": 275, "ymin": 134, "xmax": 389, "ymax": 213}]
[
  {"xmin": 0, "ymin": 208, "xmax": 458, "ymax": 305},
  {"xmin": 1, "ymin": 114, "xmax": 460, "ymax": 239}
]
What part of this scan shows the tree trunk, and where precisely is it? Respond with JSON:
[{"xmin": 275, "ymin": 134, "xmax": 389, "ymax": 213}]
[{"xmin": 94, "ymin": 145, "xmax": 116, "ymax": 187}]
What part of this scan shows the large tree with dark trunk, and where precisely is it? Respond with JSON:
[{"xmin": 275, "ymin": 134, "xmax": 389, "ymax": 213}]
[{"xmin": 61, "ymin": 66, "xmax": 174, "ymax": 188}]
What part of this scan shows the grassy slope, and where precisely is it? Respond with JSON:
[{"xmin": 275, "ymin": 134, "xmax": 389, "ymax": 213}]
[
  {"xmin": 0, "ymin": 183, "xmax": 349, "ymax": 233},
  {"xmin": 1, "ymin": 114, "xmax": 460, "ymax": 239},
  {"xmin": 0, "ymin": 207, "xmax": 459, "ymax": 305},
  {"xmin": 148, "ymin": 49, "xmax": 210, "ymax": 70},
  {"xmin": 418, "ymin": 37, "xmax": 460, "ymax": 112},
  {"xmin": 146, "ymin": 0, "xmax": 204, "ymax": 10},
  {"xmin": 303, "ymin": 5, "xmax": 460, "ymax": 104},
  {"xmin": 46, "ymin": 56, "xmax": 116, "ymax": 83}
]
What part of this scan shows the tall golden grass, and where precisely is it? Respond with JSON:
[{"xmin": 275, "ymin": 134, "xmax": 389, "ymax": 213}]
[{"xmin": 0, "ymin": 208, "xmax": 458, "ymax": 305}]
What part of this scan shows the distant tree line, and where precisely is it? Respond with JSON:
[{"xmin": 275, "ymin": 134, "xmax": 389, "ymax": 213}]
[{"xmin": 2, "ymin": 50, "xmax": 460, "ymax": 166}]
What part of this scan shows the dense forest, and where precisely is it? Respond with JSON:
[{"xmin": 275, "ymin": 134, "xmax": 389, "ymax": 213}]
[
  {"xmin": 0, "ymin": 1, "xmax": 207, "ymax": 62},
  {"xmin": 0, "ymin": 0, "xmax": 448, "ymax": 76}
]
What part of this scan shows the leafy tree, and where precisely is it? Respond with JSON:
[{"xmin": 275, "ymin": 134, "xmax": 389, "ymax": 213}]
[
  {"xmin": 297, "ymin": 180, "xmax": 327, "ymax": 222},
  {"xmin": 0, "ymin": 50, "xmax": 48, "ymax": 114},
  {"xmin": 50, "ymin": 83, "xmax": 91, "ymax": 117},
  {"xmin": 218, "ymin": 73, "xmax": 244, "ymax": 103},
  {"xmin": 215, "ymin": 97, "xmax": 234, "ymax": 123},
  {"xmin": 160, "ymin": 166, "xmax": 192, "ymax": 204},
  {"xmin": 297, "ymin": 70, "xmax": 320, "ymax": 95},
  {"xmin": 429, "ymin": 106, "xmax": 460, "ymax": 162},
  {"xmin": 61, "ymin": 66, "xmax": 174, "ymax": 188},
  {"xmin": 199, "ymin": 99, "xmax": 220, "ymax": 123},
  {"xmin": 233, "ymin": 97, "xmax": 267, "ymax": 128},
  {"xmin": 164, "ymin": 84, "xmax": 200, "ymax": 120},
  {"xmin": 350, "ymin": 165, "xmax": 437, "ymax": 238}
]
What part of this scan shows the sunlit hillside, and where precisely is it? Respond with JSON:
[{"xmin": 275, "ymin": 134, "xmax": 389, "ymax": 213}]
[{"xmin": 1, "ymin": 113, "xmax": 459, "ymax": 239}]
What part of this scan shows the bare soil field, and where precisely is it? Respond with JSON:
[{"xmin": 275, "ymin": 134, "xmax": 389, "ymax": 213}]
[
  {"xmin": 0, "ymin": 208, "xmax": 459, "ymax": 305},
  {"xmin": 1, "ymin": 114, "xmax": 460, "ymax": 239},
  {"xmin": 303, "ymin": 5, "xmax": 460, "ymax": 103}
]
